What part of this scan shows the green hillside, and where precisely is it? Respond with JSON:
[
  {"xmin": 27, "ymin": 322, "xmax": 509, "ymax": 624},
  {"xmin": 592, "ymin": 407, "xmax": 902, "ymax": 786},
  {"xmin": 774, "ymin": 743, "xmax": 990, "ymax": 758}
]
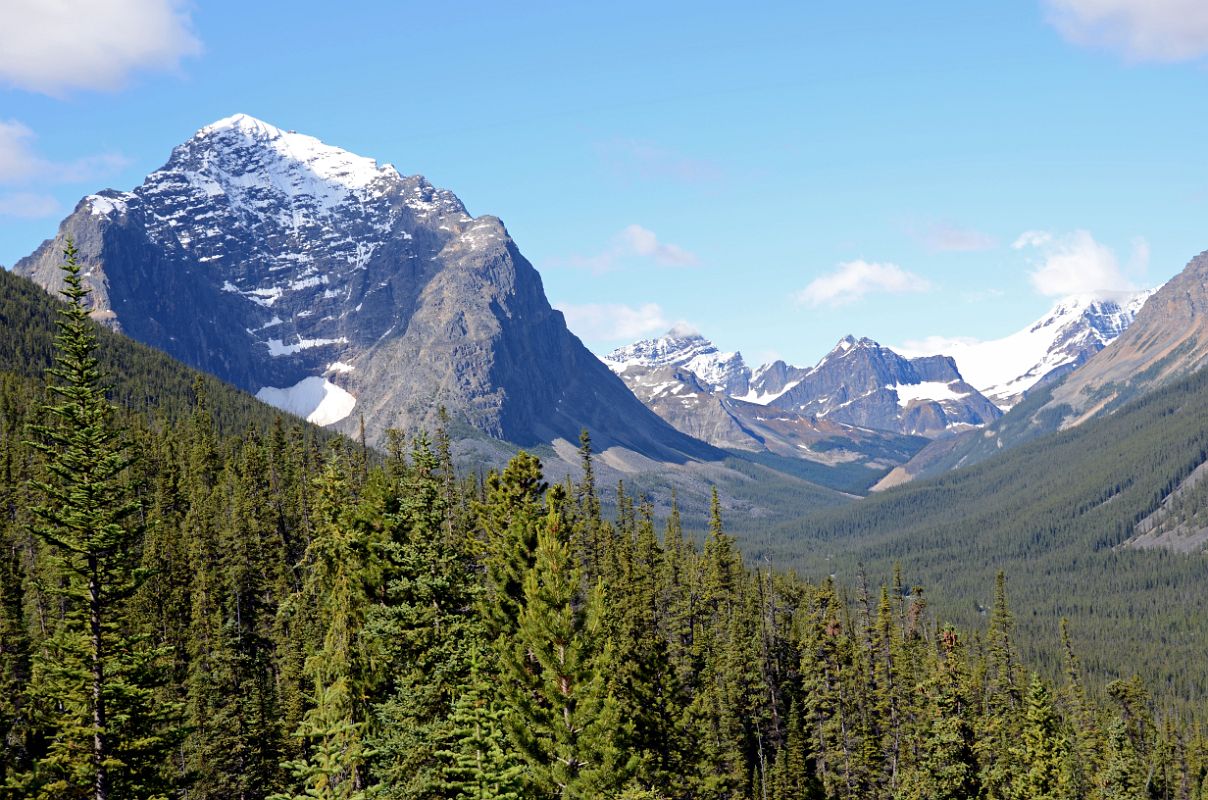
[
  {"xmin": 756, "ymin": 364, "xmax": 1208, "ymax": 704},
  {"xmin": 0, "ymin": 265, "xmax": 325, "ymax": 436}
]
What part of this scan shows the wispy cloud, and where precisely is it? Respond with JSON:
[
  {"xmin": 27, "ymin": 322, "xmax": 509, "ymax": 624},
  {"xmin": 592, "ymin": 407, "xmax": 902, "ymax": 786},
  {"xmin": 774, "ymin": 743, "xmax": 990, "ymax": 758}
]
[
  {"xmin": 1013, "ymin": 229, "xmax": 1145, "ymax": 297},
  {"xmin": 560, "ymin": 224, "xmax": 700, "ymax": 273},
  {"xmin": 895, "ymin": 335, "xmax": 982, "ymax": 359},
  {"xmin": 1043, "ymin": 0, "xmax": 1208, "ymax": 62},
  {"xmin": 0, "ymin": 0, "xmax": 202, "ymax": 95},
  {"xmin": 555, "ymin": 302, "xmax": 671, "ymax": 343},
  {"xmin": 596, "ymin": 138, "xmax": 722, "ymax": 184},
  {"xmin": 795, "ymin": 260, "xmax": 932, "ymax": 308},
  {"xmin": 910, "ymin": 221, "xmax": 997, "ymax": 253},
  {"xmin": 0, "ymin": 192, "xmax": 60, "ymax": 219},
  {"xmin": 0, "ymin": 120, "xmax": 130, "ymax": 184}
]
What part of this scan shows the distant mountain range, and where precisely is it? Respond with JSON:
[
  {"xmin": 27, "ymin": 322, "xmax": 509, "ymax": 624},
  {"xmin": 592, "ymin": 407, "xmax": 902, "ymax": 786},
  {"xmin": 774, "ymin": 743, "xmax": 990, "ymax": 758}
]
[
  {"xmin": 900, "ymin": 291, "xmax": 1153, "ymax": 408},
  {"xmin": 602, "ymin": 289, "xmax": 1152, "ymax": 481}
]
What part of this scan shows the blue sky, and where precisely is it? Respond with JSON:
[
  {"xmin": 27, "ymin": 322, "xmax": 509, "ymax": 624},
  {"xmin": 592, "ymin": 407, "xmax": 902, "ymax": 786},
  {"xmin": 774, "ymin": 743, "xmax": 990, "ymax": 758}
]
[{"xmin": 1, "ymin": 1, "xmax": 1206, "ymax": 367}]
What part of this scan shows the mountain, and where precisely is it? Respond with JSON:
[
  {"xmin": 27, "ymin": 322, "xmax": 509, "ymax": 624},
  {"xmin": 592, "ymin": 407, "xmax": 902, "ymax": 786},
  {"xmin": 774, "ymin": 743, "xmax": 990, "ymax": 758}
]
[
  {"xmin": 768, "ymin": 336, "xmax": 1002, "ymax": 436},
  {"xmin": 604, "ymin": 331, "xmax": 929, "ymax": 491},
  {"xmin": 14, "ymin": 114, "xmax": 717, "ymax": 462},
  {"xmin": 904, "ymin": 291, "xmax": 1152, "ymax": 409},
  {"xmin": 1042, "ymin": 250, "xmax": 1208, "ymax": 425},
  {"xmin": 877, "ymin": 252, "xmax": 1202, "ymax": 489},
  {"xmin": 765, "ymin": 362, "xmax": 1208, "ymax": 702},
  {"xmin": 603, "ymin": 325, "xmax": 752, "ymax": 396}
]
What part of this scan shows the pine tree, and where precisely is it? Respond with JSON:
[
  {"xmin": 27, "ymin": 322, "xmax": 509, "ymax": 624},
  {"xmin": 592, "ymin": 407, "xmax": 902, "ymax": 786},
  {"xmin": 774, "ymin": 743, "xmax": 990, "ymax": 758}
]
[
  {"xmin": 498, "ymin": 497, "xmax": 623, "ymax": 799},
  {"xmin": 275, "ymin": 451, "xmax": 373, "ymax": 800},
  {"xmin": 436, "ymin": 652, "xmax": 526, "ymax": 800},
  {"xmin": 22, "ymin": 240, "xmax": 178, "ymax": 800},
  {"xmin": 1009, "ymin": 673, "xmax": 1074, "ymax": 800},
  {"xmin": 1098, "ymin": 717, "xmax": 1146, "ymax": 800}
]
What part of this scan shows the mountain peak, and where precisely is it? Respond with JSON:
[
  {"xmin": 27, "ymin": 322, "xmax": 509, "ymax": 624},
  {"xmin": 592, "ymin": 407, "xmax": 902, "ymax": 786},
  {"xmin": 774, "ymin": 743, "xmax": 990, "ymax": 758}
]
[
  {"xmin": 199, "ymin": 112, "xmax": 282, "ymax": 138},
  {"xmin": 180, "ymin": 113, "xmax": 401, "ymax": 200},
  {"xmin": 604, "ymin": 329, "xmax": 750, "ymax": 396}
]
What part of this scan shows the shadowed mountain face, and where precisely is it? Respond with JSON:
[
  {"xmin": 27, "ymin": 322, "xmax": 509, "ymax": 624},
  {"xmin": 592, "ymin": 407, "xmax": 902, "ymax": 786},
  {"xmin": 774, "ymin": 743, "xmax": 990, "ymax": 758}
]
[{"xmin": 15, "ymin": 114, "xmax": 718, "ymax": 462}]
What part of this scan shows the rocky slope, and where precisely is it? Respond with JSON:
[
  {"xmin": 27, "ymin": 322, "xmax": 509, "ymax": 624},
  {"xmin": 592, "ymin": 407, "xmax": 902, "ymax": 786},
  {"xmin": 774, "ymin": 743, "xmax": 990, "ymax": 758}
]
[
  {"xmin": 1041, "ymin": 251, "xmax": 1208, "ymax": 425},
  {"xmin": 767, "ymin": 336, "xmax": 1002, "ymax": 437},
  {"xmin": 15, "ymin": 114, "xmax": 718, "ymax": 461},
  {"xmin": 873, "ymin": 253, "xmax": 1206, "ymax": 489}
]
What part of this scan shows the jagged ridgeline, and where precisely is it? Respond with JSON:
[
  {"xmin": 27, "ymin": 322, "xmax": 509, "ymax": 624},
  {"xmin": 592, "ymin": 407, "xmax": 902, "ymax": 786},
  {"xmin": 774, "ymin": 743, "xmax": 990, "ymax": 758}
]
[{"xmin": 2, "ymin": 254, "xmax": 1204, "ymax": 799}]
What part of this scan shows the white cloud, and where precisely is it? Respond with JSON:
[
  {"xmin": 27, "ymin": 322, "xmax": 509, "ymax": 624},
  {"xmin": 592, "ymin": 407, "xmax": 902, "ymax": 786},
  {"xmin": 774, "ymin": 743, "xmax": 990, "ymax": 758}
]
[
  {"xmin": 618, "ymin": 224, "xmax": 698, "ymax": 266},
  {"xmin": 914, "ymin": 222, "xmax": 997, "ymax": 253},
  {"xmin": 1013, "ymin": 229, "xmax": 1144, "ymax": 297},
  {"xmin": 0, "ymin": 121, "xmax": 38, "ymax": 183},
  {"xmin": 555, "ymin": 302, "xmax": 670, "ymax": 342},
  {"xmin": 896, "ymin": 335, "xmax": 982, "ymax": 359},
  {"xmin": 0, "ymin": 192, "xmax": 60, "ymax": 219},
  {"xmin": 1043, "ymin": 0, "xmax": 1208, "ymax": 62},
  {"xmin": 795, "ymin": 260, "xmax": 932, "ymax": 308},
  {"xmin": 563, "ymin": 224, "xmax": 700, "ymax": 273},
  {"xmin": 0, "ymin": 119, "xmax": 130, "ymax": 186},
  {"xmin": 0, "ymin": 0, "xmax": 202, "ymax": 95}
]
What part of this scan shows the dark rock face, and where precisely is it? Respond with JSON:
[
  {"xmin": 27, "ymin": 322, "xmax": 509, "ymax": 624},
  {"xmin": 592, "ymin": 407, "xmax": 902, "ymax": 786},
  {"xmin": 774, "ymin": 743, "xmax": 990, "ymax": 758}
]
[
  {"xmin": 769, "ymin": 336, "xmax": 1002, "ymax": 437},
  {"xmin": 16, "ymin": 114, "xmax": 717, "ymax": 461}
]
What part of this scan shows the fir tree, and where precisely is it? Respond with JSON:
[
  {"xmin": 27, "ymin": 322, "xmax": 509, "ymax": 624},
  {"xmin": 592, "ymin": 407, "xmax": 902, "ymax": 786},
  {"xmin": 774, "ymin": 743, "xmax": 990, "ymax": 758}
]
[
  {"xmin": 499, "ymin": 496, "xmax": 623, "ymax": 799},
  {"xmin": 23, "ymin": 241, "xmax": 178, "ymax": 800},
  {"xmin": 435, "ymin": 651, "xmax": 525, "ymax": 800}
]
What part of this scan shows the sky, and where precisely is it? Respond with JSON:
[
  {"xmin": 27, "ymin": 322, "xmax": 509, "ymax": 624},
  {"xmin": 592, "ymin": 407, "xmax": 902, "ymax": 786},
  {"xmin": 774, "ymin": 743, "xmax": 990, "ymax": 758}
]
[{"xmin": 1, "ymin": 1, "xmax": 1207, "ymax": 368}]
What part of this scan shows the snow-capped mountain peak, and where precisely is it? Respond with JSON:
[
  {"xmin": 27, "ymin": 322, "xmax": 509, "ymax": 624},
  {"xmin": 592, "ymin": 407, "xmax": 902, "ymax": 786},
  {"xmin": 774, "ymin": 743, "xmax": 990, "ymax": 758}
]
[
  {"xmin": 173, "ymin": 113, "xmax": 407, "ymax": 217},
  {"xmin": 18, "ymin": 115, "xmax": 717, "ymax": 462},
  {"xmin": 900, "ymin": 289, "xmax": 1156, "ymax": 409},
  {"xmin": 603, "ymin": 328, "xmax": 750, "ymax": 396}
]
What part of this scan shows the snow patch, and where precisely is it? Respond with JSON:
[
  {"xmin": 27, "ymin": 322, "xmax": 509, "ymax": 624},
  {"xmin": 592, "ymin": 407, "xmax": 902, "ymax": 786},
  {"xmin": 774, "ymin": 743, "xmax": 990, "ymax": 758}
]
[
  {"xmin": 265, "ymin": 336, "xmax": 347, "ymax": 357},
  {"xmin": 890, "ymin": 382, "xmax": 968, "ymax": 407},
  {"xmin": 87, "ymin": 194, "xmax": 130, "ymax": 217},
  {"xmin": 255, "ymin": 377, "xmax": 356, "ymax": 426}
]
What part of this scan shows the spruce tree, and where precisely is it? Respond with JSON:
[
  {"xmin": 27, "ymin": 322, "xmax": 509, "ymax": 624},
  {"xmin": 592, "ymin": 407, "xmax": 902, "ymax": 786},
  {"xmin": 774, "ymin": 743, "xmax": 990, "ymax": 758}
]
[
  {"xmin": 499, "ymin": 497, "xmax": 622, "ymax": 799},
  {"xmin": 436, "ymin": 651, "xmax": 526, "ymax": 800},
  {"xmin": 275, "ymin": 451, "xmax": 373, "ymax": 800},
  {"xmin": 23, "ymin": 240, "xmax": 178, "ymax": 800}
]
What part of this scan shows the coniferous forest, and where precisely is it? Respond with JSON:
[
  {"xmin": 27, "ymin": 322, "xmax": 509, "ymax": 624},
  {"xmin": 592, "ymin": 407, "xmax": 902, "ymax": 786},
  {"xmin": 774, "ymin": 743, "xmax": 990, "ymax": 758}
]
[{"xmin": 4, "ymin": 255, "xmax": 1208, "ymax": 800}]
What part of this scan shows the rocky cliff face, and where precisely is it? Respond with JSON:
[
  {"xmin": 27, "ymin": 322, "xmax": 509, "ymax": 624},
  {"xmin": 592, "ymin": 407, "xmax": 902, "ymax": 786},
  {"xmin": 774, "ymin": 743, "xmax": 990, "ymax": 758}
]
[
  {"xmin": 15, "ymin": 114, "xmax": 718, "ymax": 461},
  {"xmin": 769, "ymin": 336, "xmax": 1002, "ymax": 437},
  {"xmin": 604, "ymin": 327, "xmax": 752, "ymax": 396}
]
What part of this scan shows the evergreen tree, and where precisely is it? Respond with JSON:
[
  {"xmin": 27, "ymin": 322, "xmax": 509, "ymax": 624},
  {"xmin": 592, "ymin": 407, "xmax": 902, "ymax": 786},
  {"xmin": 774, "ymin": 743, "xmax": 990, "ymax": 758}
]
[
  {"xmin": 435, "ymin": 652, "xmax": 525, "ymax": 800},
  {"xmin": 275, "ymin": 452, "xmax": 373, "ymax": 800},
  {"xmin": 1009, "ymin": 673, "xmax": 1074, "ymax": 800},
  {"xmin": 21, "ymin": 241, "xmax": 178, "ymax": 800},
  {"xmin": 499, "ymin": 497, "xmax": 622, "ymax": 799}
]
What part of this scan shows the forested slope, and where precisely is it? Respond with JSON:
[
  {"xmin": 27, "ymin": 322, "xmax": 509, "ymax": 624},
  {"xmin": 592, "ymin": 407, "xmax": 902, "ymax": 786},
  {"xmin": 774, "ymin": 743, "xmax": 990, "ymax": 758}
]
[
  {"xmin": 0, "ymin": 264, "xmax": 323, "ymax": 436},
  {"xmin": 764, "ymin": 364, "xmax": 1208, "ymax": 703},
  {"xmin": 4, "ymin": 253, "xmax": 1205, "ymax": 799}
]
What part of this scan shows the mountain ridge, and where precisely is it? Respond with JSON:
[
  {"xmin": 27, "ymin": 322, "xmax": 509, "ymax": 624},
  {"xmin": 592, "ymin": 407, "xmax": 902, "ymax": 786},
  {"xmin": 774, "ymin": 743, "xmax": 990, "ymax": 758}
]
[{"xmin": 15, "ymin": 114, "xmax": 720, "ymax": 463}]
